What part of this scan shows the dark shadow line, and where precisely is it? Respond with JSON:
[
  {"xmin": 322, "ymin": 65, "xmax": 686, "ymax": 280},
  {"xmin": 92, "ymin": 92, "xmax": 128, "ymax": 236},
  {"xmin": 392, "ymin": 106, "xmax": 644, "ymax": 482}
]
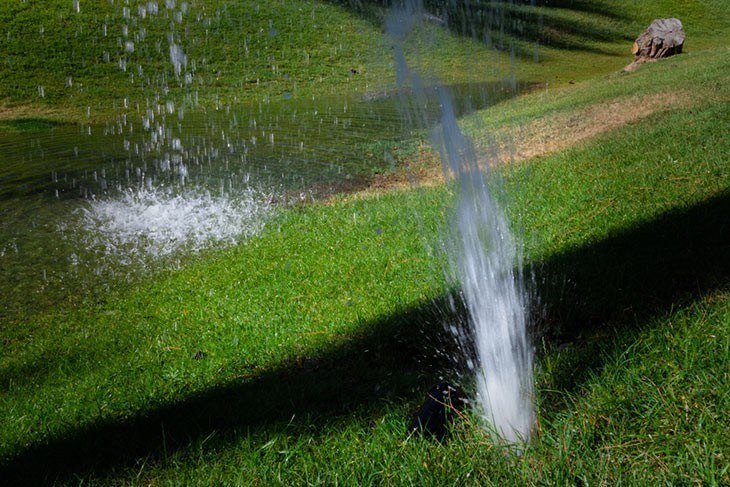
[
  {"xmin": 1, "ymin": 191, "xmax": 727, "ymax": 484},
  {"xmin": 0, "ymin": 301, "xmax": 454, "ymax": 485},
  {"xmin": 533, "ymin": 0, "xmax": 629, "ymax": 21},
  {"xmin": 531, "ymin": 191, "xmax": 729, "ymax": 339},
  {"xmin": 325, "ymin": 0, "xmax": 633, "ymax": 56}
]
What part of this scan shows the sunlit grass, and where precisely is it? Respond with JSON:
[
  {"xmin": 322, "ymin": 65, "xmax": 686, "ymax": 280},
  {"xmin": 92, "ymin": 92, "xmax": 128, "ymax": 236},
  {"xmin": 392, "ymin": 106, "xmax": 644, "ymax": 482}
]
[
  {"xmin": 1, "ymin": 0, "xmax": 728, "ymax": 124},
  {"xmin": 1, "ymin": 46, "xmax": 728, "ymax": 483}
]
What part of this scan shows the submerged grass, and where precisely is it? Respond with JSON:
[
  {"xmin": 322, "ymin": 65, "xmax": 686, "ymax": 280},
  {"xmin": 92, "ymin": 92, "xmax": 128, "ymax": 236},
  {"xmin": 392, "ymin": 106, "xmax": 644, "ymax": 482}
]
[{"xmin": 1, "ymin": 44, "xmax": 728, "ymax": 483}]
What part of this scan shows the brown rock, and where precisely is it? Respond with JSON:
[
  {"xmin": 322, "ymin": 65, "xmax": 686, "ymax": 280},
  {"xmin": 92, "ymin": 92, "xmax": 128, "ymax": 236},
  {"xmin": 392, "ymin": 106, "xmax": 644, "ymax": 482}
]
[{"xmin": 625, "ymin": 18, "xmax": 685, "ymax": 71}]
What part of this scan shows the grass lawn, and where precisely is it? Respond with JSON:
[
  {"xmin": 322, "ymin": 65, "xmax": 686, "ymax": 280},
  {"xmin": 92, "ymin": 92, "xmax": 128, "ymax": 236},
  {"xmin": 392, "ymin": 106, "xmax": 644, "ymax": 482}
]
[
  {"xmin": 1, "ymin": 44, "xmax": 728, "ymax": 483},
  {"xmin": 1, "ymin": 0, "xmax": 728, "ymax": 125},
  {"xmin": 1, "ymin": 0, "xmax": 729, "ymax": 484}
]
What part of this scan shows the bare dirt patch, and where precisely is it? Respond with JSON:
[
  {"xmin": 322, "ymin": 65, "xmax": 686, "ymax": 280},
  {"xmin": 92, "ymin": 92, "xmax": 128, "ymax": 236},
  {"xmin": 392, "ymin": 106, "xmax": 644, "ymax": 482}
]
[
  {"xmin": 344, "ymin": 91, "xmax": 692, "ymax": 200},
  {"xmin": 496, "ymin": 91, "xmax": 690, "ymax": 161}
]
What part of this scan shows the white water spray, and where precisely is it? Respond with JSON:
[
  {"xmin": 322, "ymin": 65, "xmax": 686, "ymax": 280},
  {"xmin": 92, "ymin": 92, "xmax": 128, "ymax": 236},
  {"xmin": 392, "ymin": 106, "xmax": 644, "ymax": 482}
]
[
  {"xmin": 70, "ymin": 187, "xmax": 271, "ymax": 261},
  {"xmin": 387, "ymin": 1, "xmax": 534, "ymax": 442},
  {"xmin": 436, "ymin": 92, "xmax": 534, "ymax": 443}
]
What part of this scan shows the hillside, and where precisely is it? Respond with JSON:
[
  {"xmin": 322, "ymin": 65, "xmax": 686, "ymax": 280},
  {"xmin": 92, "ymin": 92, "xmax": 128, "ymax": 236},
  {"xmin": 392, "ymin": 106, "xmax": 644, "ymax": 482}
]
[
  {"xmin": 0, "ymin": 1, "xmax": 728, "ymax": 484},
  {"xmin": 1, "ymin": 0, "xmax": 728, "ymax": 124}
]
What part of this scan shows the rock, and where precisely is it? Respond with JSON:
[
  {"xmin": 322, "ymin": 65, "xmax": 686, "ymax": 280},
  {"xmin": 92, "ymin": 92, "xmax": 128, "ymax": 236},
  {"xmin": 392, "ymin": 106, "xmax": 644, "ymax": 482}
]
[{"xmin": 626, "ymin": 18, "xmax": 685, "ymax": 71}]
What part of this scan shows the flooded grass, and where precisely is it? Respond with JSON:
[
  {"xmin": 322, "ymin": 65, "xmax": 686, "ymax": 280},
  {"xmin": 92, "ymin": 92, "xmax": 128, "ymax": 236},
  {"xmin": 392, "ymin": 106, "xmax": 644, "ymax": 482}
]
[{"xmin": 0, "ymin": 118, "xmax": 68, "ymax": 133}]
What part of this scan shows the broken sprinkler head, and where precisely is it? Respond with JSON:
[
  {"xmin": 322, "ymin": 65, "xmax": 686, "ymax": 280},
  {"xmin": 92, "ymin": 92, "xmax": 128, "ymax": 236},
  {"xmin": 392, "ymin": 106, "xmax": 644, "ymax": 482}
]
[{"xmin": 408, "ymin": 382, "xmax": 467, "ymax": 441}]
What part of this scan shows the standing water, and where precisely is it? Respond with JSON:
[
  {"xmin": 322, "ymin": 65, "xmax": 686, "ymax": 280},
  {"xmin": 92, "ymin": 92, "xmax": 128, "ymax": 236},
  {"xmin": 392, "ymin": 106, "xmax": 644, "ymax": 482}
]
[
  {"xmin": 387, "ymin": 2, "xmax": 534, "ymax": 443},
  {"xmin": 1, "ymin": 0, "xmax": 535, "ymax": 439},
  {"xmin": 0, "ymin": 0, "xmax": 514, "ymax": 324}
]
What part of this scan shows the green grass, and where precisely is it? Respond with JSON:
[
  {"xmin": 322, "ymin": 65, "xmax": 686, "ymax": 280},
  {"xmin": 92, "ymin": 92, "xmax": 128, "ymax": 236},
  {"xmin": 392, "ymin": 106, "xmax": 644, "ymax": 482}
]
[
  {"xmin": 0, "ymin": 118, "xmax": 69, "ymax": 133},
  {"xmin": 1, "ymin": 0, "xmax": 728, "ymax": 124},
  {"xmin": 467, "ymin": 46, "xmax": 730, "ymax": 131},
  {"xmin": 0, "ymin": 0, "xmax": 392, "ymax": 122},
  {"xmin": 1, "ymin": 44, "xmax": 728, "ymax": 483},
  {"xmin": 502, "ymin": 54, "xmax": 729, "ymax": 257}
]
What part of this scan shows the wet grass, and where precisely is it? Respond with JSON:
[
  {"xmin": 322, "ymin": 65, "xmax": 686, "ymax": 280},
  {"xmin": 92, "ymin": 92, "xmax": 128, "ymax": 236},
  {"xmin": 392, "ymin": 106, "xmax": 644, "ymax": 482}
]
[
  {"xmin": 0, "ymin": 118, "xmax": 69, "ymax": 134},
  {"xmin": 1, "ymin": 0, "xmax": 728, "ymax": 124},
  {"xmin": 1, "ymin": 47, "xmax": 728, "ymax": 483},
  {"xmin": 0, "ymin": 0, "xmax": 390, "ymax": 123}
]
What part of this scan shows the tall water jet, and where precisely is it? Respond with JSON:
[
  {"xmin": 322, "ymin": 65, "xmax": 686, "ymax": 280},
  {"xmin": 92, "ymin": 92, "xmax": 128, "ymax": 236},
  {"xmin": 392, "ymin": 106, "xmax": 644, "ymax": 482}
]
[
  {"xmin": 387, "ymin": 1, "xmax": 534, "ymax": 443},
  {"xmin": 437, "ymin": 92, "xmax": 534, "ymax": 443}
]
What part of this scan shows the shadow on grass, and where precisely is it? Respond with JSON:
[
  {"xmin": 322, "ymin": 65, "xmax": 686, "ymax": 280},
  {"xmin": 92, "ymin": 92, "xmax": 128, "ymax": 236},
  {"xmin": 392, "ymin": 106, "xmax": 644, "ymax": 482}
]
[
  {"xmin": 0, "ymin": 299, "xmax": 455, "ymax": 485},
  {"xmin": 529, "ymin": 192, "xmax": 729, "ymax": 393},
  {"xmin": 1, "ymin": 192, "xmax": 728, "ymax": 484},
  {"xmin": 328, "ymin": 0, "xmax": 631, "ymax": 59},
  {"xmin": 430, "ymin": 0, "xmax": 632, "ymax": 55},
  {"xmin": 533, "ymin": 191, "xmax": 729, "ymax": 338}
]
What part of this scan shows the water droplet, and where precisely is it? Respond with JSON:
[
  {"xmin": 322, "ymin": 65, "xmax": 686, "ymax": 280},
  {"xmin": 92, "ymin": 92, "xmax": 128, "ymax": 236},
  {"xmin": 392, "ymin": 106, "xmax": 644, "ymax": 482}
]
[{"xmin": 169, "ymin": 43, "xmax": 187, "ymax": 76}]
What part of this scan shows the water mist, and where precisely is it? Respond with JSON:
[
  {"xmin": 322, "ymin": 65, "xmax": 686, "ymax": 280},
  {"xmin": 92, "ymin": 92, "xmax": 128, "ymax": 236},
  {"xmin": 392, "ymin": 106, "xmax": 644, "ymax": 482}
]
[{"xmin": 387, "ymin": 1, "xmax": 534, "ymax": 443}]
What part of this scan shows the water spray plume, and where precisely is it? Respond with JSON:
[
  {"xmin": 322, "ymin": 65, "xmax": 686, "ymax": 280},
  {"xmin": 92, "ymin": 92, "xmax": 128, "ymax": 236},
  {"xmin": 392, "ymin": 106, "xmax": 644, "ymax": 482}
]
[
  {"xmin": 67, "ymin": 187, "xmax": 271, "ymax": 264},
  {"xmin": 387, "ymin": 0, "xmax": 535, "ymax": 443}
]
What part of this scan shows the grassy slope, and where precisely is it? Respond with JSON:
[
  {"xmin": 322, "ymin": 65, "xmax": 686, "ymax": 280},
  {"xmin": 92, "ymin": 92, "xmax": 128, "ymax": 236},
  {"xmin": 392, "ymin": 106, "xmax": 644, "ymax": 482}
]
[
  {"xmin": 1, "ymin": 0, "xmax": 728, "ymax": 125},
  {"xmin": 1, "ymin": 46, "xmax": 728, "ymax": 484},
  {"xmin": 0, "ymin": 0, "xmax": 392, "ymax": 123}
]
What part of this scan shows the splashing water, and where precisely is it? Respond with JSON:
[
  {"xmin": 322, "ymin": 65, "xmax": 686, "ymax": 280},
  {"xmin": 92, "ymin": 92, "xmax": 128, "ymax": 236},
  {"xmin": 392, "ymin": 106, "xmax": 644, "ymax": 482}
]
[
  {"xmin": 435, "ymin": 91, "xmax": 534, "ymax": 443},
  {"xmin": 387, "ymin": 1, "xmax": 534, "ymax": 443},
  {"xmin": 68, "ymin": 187, "xmax": 271, "ymax": 262}
]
